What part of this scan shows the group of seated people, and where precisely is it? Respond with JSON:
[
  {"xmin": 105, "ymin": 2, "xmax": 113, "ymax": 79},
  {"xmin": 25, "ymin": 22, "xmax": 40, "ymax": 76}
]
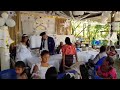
[
  {"xmin": 15, "ymin": 50, "xmax": 58, "ymax": 79},
  {"xmin": 4, "ymin": 32, "xmax": 119, "ymax": 79},
  {"xmin": 13, "ymin": 49, "xmax": 77, "ymax": 79},
  {"xmin": 89, "ymin": 45, "xmax": 118, "ymax": 79},
  {"xmin": 13, "ymin": 45, "xmax": 118, "ymax": 79},
  {"xmin": 93, "ymin": 45, "xmax": 118, "ymax": 65}
]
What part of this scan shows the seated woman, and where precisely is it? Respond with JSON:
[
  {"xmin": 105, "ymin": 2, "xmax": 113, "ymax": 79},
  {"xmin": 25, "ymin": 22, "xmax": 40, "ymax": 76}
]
[
  {"xmin": 16, "ymin": 34, "xmax": 32, "ymax": 65},
  {"xmin": 93, "ymin": 46, "xmax": 107, "ymax": 64},
  {"xmin": 107, "ymin": 46, "xmax": 118, "ymax": 60},
  {"xmin": 60, "ymin": 37, "xmax": 78, "ymax": 73},
  {"xmin": 96, "ymin": 56, "xmax": 117, "ymax": 79},
  {"xmin": 56, "ymin": 42, "xmax": 64, "ymax": 54},
  {"xmin": 31, "ymin": 50, "xmax": 52, "ymax": 79}
]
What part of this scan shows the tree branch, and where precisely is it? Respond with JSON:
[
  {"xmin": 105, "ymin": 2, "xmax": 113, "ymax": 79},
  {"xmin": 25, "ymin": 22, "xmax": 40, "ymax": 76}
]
[
  {"xmin": 71, "ymin": 21, "xmax": 81, "ymax": 34},
  {"xmin": 76, "ymin": 25, "xmax": 86, "ymax": 37}
]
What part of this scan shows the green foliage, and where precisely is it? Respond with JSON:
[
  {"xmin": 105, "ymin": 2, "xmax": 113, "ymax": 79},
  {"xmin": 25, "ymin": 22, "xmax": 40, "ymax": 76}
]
[
  {"xmin": 101, "ymin": 40, "xmax": 108, "ymax": 46},
  {"xmin": 101, "ymin": 24, "xmax": 110, "ymax": 39},
  {"xmin": 71, "ymin": 20, "xmax": 110, "ymax": 44}
]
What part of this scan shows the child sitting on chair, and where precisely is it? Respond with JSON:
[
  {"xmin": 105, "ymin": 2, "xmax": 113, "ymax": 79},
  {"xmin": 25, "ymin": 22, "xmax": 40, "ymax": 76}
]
[
  {"xmin": 31, "ymin": 50, "xmax": 52, "ymax": 79},
  {"xmin": 96, "ymin": 56, "xmax": 117, "ymax": 79},
  {"xmin": 15, "ymin": 61, "xmax": 28, "ymax": 79}
]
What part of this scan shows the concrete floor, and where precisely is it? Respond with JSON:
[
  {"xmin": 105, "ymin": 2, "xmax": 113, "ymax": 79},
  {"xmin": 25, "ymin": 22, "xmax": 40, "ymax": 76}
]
[{"xmin": 114, "ymin": 59, "xmax": 120, "ymax": 79}]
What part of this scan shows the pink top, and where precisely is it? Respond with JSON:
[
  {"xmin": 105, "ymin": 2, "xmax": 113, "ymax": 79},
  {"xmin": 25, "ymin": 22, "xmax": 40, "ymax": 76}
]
[
  {"xmin": 97, "ymin": 66, "xmax": 117, "ymax": 79},
  {"xmin": 62, "ymin": 44, "xmax": 76, "ymax": 55}
]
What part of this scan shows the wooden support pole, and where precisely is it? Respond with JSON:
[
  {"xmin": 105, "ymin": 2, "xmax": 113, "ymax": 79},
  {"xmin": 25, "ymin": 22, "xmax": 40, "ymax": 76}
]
[{"xmin": 110, "ymin": 11, "xmax": 116, "ymax": 45}]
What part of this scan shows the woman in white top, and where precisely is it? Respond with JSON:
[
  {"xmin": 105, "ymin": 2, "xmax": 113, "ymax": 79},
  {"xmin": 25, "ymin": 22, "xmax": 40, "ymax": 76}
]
[
  {"xmin": 16, "ymin": 34, "xmax": 32, "ymax": 65},
  {"xmin": 93, "ymin": 46, "xmax": 107, "ymax": 64},
  {"xmin": 31, "ymin": 50, "xmax": 52, "ymax": 79}
]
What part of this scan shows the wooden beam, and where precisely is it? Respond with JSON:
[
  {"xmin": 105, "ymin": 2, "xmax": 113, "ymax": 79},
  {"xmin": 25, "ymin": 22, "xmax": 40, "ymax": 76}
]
[
  {"xmin": 82, "ymin": 13, "xmax": 102, "ymax": 20},
  {"xmin": 110, "ymin": 11, "xmax": 116, "ymax": 36},
  {"xmin": 110, "ymin": 11, "xmax": 116, "ymax": 45}
]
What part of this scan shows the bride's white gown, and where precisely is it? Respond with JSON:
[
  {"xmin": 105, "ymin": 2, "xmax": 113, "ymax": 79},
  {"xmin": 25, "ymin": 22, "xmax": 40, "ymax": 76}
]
[{"xmin": 16, "ymin": 43, "xmax": 32, "ymax": 65}]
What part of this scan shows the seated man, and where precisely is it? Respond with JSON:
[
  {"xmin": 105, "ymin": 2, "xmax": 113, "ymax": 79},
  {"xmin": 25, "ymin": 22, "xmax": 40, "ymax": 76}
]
[{"xmin": 93, "ymin": 46, "xmax": 107, "ymax": 64}]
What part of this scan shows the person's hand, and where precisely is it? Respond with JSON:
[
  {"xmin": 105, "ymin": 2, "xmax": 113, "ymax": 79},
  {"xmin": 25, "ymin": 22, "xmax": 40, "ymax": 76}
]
[
  {"xmin": 75, "ymin": 61, "xmax": 79, "ymax": 65},
  {"xmin": 63, "ymin": 65, "xmax": 71, "ymax": 69}
]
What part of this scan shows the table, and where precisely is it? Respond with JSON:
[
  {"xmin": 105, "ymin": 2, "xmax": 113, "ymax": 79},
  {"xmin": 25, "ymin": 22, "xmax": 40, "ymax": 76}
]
[
  {"xmin": 77, "ymin": 51, "xmax": 98, "ymax": 62},
  {"xmin": 26, "ymin": 50, "xmax": 98, "ymax": 72},
  {"xmin": 26, "ymin": 54, "xmax": 62, "ymax": 72}
]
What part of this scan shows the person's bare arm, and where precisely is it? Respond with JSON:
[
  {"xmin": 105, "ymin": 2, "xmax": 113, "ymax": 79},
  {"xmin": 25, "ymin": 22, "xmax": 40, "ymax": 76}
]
[
  {"xmin": 33, "ymin": 65, "xmax": 38, "ymax": 73},
  {"xmin": 75, "ymin": 52, "xmax": 78, "ymax": 62}
]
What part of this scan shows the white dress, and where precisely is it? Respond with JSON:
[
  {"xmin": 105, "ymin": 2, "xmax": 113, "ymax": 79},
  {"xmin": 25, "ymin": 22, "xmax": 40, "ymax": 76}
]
[
  {"xmin": 16, "ymin": 43, "xmax": 32, "ymax": 64},
  {"xmin": 31, "ymin": 63, "xmax": 52, "ymax": 79}
]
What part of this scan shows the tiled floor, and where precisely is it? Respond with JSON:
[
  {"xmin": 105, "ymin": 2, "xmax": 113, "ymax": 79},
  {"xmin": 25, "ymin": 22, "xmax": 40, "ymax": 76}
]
[{"xmin": 114, "ymin": 59, "xmax": 120, "ymax": 79}]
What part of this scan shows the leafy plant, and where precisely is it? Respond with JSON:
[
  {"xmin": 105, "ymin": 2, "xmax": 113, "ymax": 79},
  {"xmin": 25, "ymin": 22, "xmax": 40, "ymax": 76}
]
[{"xmin": 71, "ymin": 20, "xmax": 110, "ymax": 44}]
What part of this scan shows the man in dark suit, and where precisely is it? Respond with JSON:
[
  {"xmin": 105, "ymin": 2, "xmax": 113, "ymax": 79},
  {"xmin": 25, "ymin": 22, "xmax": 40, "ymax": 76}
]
[{"xmin": 40, "ymin": 32, "xmax": 55, "ymax": 55}]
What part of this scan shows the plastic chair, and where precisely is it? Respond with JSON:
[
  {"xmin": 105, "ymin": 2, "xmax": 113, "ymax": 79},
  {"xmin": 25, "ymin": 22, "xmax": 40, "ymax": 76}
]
[{"xmin": 0, "ymin": 69, "xmax": 17, "ymax": 79}]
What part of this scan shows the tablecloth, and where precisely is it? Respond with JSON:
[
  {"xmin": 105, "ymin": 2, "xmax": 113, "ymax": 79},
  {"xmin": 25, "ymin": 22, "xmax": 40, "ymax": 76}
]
[
  {"xmin": 26, "ymin": 54, "xmax": 62, "ymax": 72},
  {"xmin": 77, "ymin": 51, "xmax": 98, "ymax": 62},
  {"xmin": 26, "ymin": 50, "xmax": 98, "ymax": 72}
]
